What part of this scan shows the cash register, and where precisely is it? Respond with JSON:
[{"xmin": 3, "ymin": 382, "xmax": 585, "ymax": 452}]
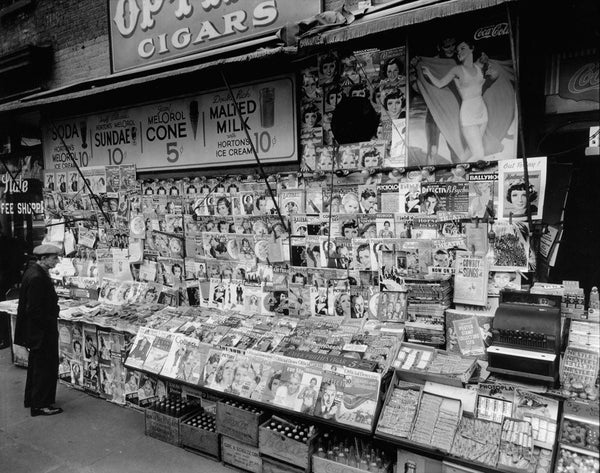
[{"xmin": 487, "ymin": 290, "xmax": 561, "ymax": 385}]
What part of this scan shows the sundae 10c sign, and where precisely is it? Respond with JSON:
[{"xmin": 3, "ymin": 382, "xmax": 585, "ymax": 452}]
[
  {"xmin": 109, "ymin": 0, "xmax": 321, "ymax": 72},
  {"xmin": 42, "ymin": 75, "xmax": 297, "ymax": 172}
]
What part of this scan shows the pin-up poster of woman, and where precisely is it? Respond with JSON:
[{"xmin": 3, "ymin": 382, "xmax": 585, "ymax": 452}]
[{"xmin": 408, "ymin": 12, "xmax": 517, "ymax": 166}]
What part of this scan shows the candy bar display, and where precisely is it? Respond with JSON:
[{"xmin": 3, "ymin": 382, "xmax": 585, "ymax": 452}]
[
  {"xmin": 376, "ymin": 381, "xmax": 421, "ymax": 439},
  {"xmin": 410, "ymin": 393, "xmax": 461, "ymax": 452},
  {"xmin": 450, "ymin": 417, "xmax": 501, "ymax": 467},
  {"xmin": 392, "ymin": 343, "xmax": 477, "ymax": 386},
  {"xmin": 498, "ymin": 418, "xmax": 535, "ymax": 471}
]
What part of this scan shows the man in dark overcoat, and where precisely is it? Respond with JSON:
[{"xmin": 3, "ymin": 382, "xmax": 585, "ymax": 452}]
[{"xmin": 14, "ymin": 244, "xmax": 63, "ymax": 416}]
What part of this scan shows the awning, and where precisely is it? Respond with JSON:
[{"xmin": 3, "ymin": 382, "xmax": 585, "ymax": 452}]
[
  {"xmin": 0, "ymin": 45, "xmax": 296, "ymax": 115},
  {"xmin": 299, "ymin": 0, "xmax": 517, "ymax": 48}
]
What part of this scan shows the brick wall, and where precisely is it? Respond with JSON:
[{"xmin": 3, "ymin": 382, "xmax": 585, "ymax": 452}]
[{"xmin": 0, "ymin": 0, "xmax": 111, "ymax": 90}]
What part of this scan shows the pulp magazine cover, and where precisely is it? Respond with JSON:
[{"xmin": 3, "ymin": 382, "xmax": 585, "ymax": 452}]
[
  {"xmin": 313, "ymin": 363, "xmax": 345, "ymax": 421},
  {"xmin": 127, "ymin": 331, "xmax": 154, "ymax": 370},
  {"xmin": 420, "ymin": 182, "xmax": 469, "ymax": 214},
  {"xmin": 139, "ymin": 330, "xmax": 172, "ymax": 374},
  {"xmin": 498, "ymin": 157, "xmax": 547, "ymax": 221},
  {"xmin": 336, "ymin": 368, "xmax": 381, "ymax": 430},
  {"xmin": 453, "ymin": 253, "xmax": 489, "ymax": 306}
]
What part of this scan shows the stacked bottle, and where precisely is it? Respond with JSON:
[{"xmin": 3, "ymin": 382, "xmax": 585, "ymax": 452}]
[
  {"xmin": 263, "ymin": 420, "xmax": 315, "ymax": 443},
  {"xmin": 222, "ymin": 399, "xmax": 264, "ymax": 416},
  {"xmin": 183, "ymin": 411, "xmax": 216, "ymax": 432},
  {"xmin": 314, "ymin": 431, "xmax": 392, "ymax": 472},
  {"xmin": 150, "ymin": 398, "xmax": 195, "ymax": 418}
]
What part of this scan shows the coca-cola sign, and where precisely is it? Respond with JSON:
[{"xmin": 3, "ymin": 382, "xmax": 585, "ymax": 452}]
[
  {"xmin": 567, "ymin": 63, "xmax": 599, "ymax": 95},
  {"xmin": 559, "ymin": 54, "xmax": 599, "ymax": 103},
  {"xmin": 473, "ymin": 23, "xmax": 509, "ymax": 41}
]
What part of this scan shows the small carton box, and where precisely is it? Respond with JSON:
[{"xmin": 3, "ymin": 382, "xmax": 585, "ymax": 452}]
[
  {"xmin": 179, "ymin": 409, "xmax": 220, "ymax": 459},
  {"xmin": 216, "ymin": 399, "xmax": 267, "ymax": 447},
  {"xmin": 221, "ymin": 436, "xmax": 262, "ymax": 473},
  {"xmin": 259, "ymin": 415, "xmax": 318, "ymax": 471}
]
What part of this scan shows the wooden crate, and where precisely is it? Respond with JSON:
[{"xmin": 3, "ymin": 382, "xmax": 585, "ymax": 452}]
[
  {"xmin": 262, "ymin": 455, "xmax": 306, "ymax": 473},
  {"xmin": 216, "ymin": 400, "xmax": 267, "ymax": 447},
  {"xmin": 144, "ymin": 408, "xmax": 181, "ymax": 446},
  {"xmin": 312, "ymin": 455, "xmax": 365, "ymax": 473},
  {"xmin": 259, "ymin": 416, "xmax": 318, "ymax": 471},
  {"xmin": 179, "ymin": 410, "xmax": 220, "ymax": 459},
  {"xmin": 221, "ymin": 436, "xmax": 262, "ymax": 473}
]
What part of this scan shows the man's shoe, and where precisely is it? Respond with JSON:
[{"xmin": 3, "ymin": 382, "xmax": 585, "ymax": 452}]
[{"xmin": 31, "ymin": 406, "xmax": 63, "ymax": 417}]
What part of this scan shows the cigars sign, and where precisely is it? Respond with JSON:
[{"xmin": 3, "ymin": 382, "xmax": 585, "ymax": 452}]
[
  {"xmin": 109, "ymin": 0, "xmax": 320, "ymax": 72},
  {"xmin": 41, "ymin": 75, "xmax": 297, "ymax": 171}
]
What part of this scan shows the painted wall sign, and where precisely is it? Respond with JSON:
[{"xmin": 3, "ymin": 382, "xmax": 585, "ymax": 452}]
[
  {"xmin": 109, "ymin": 0, "xmax": 321, "ymax": 72},
  {"xmin": 42, "ymin": 75, "xmax": 297, "ymax": 172}
]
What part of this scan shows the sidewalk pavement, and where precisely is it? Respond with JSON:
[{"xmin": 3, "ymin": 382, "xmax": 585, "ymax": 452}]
[{"xmin": 0, "ymin": 347, "xmax": 233, "ymax": 473}]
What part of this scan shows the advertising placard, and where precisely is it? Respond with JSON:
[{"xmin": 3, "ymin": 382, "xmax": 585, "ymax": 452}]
[
  {"xmin": 109, "ymin": 0, "xmax": 321, "ymax": 72},
  {"xmin": 42, "ymin": 76, "xmax": 297, "ymax": 172}
]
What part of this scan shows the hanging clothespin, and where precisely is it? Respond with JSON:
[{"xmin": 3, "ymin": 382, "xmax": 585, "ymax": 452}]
[
  {"xmin": 509, "ymin": 212, "xmax": 513, "ymax": 225},
  {"xmin": 475, "ymin": 217, "xmax": 480, "ymax": 228}
]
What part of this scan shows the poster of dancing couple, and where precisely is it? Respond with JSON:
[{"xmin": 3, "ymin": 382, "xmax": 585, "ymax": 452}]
[{"xmin": 408, "ymin": 11, "xmax": 517, "ymax": 166}]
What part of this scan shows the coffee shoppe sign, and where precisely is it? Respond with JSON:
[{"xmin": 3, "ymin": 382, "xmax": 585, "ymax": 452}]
[
  {"xmin": 109, "ymin": 0, "xmax": 320, "ymax": 72},
  {"xmin": 42, "ymin": 75, "xmax": 297, "ymax": 172}
]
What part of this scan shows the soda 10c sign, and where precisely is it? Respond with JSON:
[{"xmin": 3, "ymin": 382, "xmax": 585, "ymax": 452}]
[{"xmin": 42, "ymin": 75, "xmax": 297, "ymax": 172}]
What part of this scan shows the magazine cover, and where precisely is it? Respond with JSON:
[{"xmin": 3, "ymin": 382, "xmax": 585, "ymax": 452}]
[
  {"xmin": 310, "ymin": 285, "xmax": 332, "ymax": 317},
  {"xmin": 377, "ymin": 291, "xmax": 408, "ymax": 322},
  {"xmin": 408, "ymin": 12, "xmax": 517, "ymax": 165},
  {"xmin": 352, "ymin": 238, "xmax": 373, "ymax": 271},
  {"xmin": 398, "ymin": 182, "xmax": 422, "ymax": 213},
  {"xmin": 58, "ymin": 320, "xmax": 74, "ymax": 359},
  {"xmin": 279, "ymin": 189, "xmax": 306, "ymax": 216},
  {"xmin": 83, "ymin": 324, "xmax": 98, "ymax": 362},
  {"xmin": 314, "ymin": 363, "xmax": 345, "ymax": 420},
  {"xmin": 70, "ymin": 359, "xmax": 84, "ymax": 387},
  {"xmin": 420, "ymin": 182, "xmax": 470, "ymax": 215},
  {"xmin": 468, "ymin": 171, "xmax": 497, "ymax": 218},
  {"xmin": 498, "ymin": 156, "xmax": 547, "ymax": 221},
  {"xmin": 337, "ymin": 144, "xmax": 360, "ymax": 171},
  {"xmin": 377, "ymin": 183, "xmax": 400, "ymax": 213},
  {"xmin": 124, "ymin": 369, "xmax": 141, "ymax": 404},
  {"xmin": 208, "ymin": 350, "xmax": 238, "ymax": 392},
  {"xmin": 358, "ymin": 142, "xmax": 385, "ymax": 170},
  {"xmin": 453, "ymin": 253, "xmax": 489, "ymax": 306},
  {"xmin": 336, "ymin": 368, "xmax": 381, "ymax": 430},
  {"xmin": 357, "ymin": 184, "xmax": 378, "ymax": 214},
  {"xmin": 271, "ymin": 360, "xmax": 309, "ymax": 412},
  {"xmin": 490, "ymin": 222, "xmax": 530, "ymax": 271},
  {"xmin": 142, "ymin": 331, "xmax": 173, "ymax": 375},
  {"xmin": 488, "ymin": 270, "xmax": 521, "ymax": 295},
  {"xmin": 446, "ymin": 309, "xmax": 494, "ymax": 357}
]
